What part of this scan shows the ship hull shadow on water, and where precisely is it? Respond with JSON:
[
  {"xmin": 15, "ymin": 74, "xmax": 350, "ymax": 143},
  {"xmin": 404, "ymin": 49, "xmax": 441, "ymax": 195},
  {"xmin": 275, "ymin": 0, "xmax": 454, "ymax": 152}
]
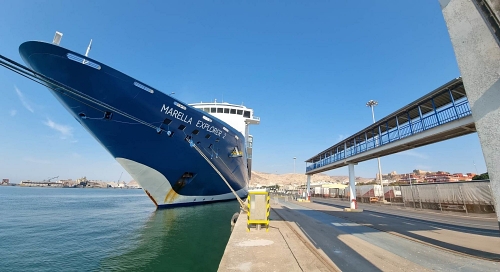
[{"xmin": 99, "ymin": 201, "xmax": 241, "ymax": 271}]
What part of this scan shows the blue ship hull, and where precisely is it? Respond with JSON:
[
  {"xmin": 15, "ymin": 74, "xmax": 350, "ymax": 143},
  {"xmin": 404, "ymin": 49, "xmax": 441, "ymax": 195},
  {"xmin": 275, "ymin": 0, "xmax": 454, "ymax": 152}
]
[{"xmin": 19, "ymin": 41, "xmax": 248, "ymax": 208}]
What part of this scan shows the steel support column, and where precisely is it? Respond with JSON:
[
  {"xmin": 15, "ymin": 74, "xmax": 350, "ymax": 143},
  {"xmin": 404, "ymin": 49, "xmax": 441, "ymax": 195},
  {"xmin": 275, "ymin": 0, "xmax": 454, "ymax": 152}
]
[
  {"xmin": 386, "ymin": 121, "xmax": 391, "ymax": 143},
  {"xmin": 418, "ymin": 105, "xmax": 426, "ymax": 130},
  {"xmin": 365, "ymin": 132, "xmax": 368, "ymax": 150},
  {"xmin": 431, "ymin": 97, "xmax": 441, "ymax": 125},
  {"xmin": 449, "ymin": 89, "xmax": 459, "ymax": 118},
  {"xmin": 306, "ymin": 174, "xmax": 311, "ymax": 201},
  {"xmin": 396, "ymin": 116, "xmax": 401, "ymax": 139},
  {"xmin": 407, "ymin": 111, "xmax": 413, "ymax": 134},
  {"xmin": 348, "ymin": 163, "xmax": 357, "ymax": 209}
]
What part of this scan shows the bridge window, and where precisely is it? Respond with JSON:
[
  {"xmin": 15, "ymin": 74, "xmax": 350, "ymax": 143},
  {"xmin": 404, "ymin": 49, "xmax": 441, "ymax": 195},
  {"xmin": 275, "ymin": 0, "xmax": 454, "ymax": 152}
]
[
  {"xmin": 203, "ymin": 108, "xmax": 209, "ymax": 112},
  {"xmin": 243, "ymin": 111, "xmax": 250, "ymax": 118},
  {"xmin": 224, "ymin": 108, "xmax": 229, "ymax": 114},
  {"xmin": 230, "ymin": 109, "xmax": 236, "ymax": 114},
  {"xmin": 210, "ymin": 108, "xmax": 216, "ymax": 113},
  {"xmin": 237, "ymin": 110, "xmax": 243, "ymax": 115},
  {"xmin": 217, "ymin": 108, "xmax": 223, "ymax": 113}
]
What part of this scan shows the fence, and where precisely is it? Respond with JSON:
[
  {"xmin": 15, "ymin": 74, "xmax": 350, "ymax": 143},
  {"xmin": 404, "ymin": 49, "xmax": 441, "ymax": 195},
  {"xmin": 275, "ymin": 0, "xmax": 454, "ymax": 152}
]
[
  {"xmin": 400, "ymin": 181, "xmax": 495, "ymax": 213},
  {"xmin": 305, "ymin": 180, "xmax": 495, "ymax": 213}
]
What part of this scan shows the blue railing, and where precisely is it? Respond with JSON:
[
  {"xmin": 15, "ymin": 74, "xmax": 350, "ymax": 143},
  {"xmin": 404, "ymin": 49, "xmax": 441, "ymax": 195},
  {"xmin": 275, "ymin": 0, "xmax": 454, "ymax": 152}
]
[{"xmin": 306, "ymin": 98, "xmax": 471, "ymax": 173}]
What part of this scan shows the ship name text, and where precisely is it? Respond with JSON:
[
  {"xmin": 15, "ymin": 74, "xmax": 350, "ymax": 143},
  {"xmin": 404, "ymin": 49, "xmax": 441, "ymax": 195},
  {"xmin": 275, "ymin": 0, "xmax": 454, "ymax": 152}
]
[
  {"xmin": 160, "ymin": 104, "xmax": 225, "ymax": 138},
  {"xmin": 195, "ymin": 120, "xmax": 224, "ymax": 137},
  {"xmin": 161, "ymin": 104, "xmax": 193, "ymax": 124}
]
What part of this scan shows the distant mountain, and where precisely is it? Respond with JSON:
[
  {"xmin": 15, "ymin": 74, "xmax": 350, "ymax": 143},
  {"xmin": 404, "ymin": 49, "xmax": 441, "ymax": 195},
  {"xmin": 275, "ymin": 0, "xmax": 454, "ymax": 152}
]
[
  {"xmin": 250, "ymin": 171, "xmax": 371, "ymax": 186},
  {"xmin": 127, "ymin": 180, "xmax": 139, "ymax": 187}
]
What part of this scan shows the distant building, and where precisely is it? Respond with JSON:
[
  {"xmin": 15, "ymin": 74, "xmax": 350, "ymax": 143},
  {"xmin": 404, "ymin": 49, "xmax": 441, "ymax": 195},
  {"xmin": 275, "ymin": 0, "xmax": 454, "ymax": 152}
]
[
  {"xmin": 413, "ymin": 169, "xmax": 429, "ymax": 175},
  {"xmin": 20, "ymin": 180, "xmax": 63, "ymax": 187},
  {"xmin": 424, "ymin": 171, "xmax": 464, "ymax": 182},
  {"xmin": 398, "ymin": 173, "xmax": 421, "ymax": 184},
  {"xmin": 1, "ymin": 179, "xmax": 9, "ymax": 185},
  {"xmin": 127, "ymin": 180, "xmax": 141, "ymax": 189}
]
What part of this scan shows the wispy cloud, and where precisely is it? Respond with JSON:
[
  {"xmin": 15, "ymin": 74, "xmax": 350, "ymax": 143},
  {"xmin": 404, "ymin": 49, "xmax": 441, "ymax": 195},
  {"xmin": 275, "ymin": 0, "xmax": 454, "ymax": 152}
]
[
  {"xmin": 336, "ymin": 134, "xmax": 345, "ymax": 142},
  {"xmin": 9, "ymin": 109, "xmax": 17, "ymax": 116},
  {"xmin": 43, "ymin": 118, "xmax": 73, "ymax": 139},
  {"xmin": 15, "ymin": 86, "xmax": 34, "ymax": 113},
  {"xmin": 24, "ymin": 156, "xmax": 51, "ymax": 164},
  {"xmin": 399, "ymin": 150, "xmax": 428, "ymax": 159}
]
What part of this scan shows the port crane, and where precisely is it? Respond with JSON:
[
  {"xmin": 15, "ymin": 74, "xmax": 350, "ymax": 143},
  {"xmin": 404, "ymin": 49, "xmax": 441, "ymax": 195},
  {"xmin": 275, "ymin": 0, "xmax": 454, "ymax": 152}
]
[{"xmin": 44, "ymin": 176, "xmax": 59, "ymax": 182}]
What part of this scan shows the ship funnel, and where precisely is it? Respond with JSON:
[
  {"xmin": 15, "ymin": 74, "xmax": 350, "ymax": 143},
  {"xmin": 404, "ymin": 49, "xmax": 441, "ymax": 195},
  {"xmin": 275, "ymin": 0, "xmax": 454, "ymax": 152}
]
[{"xmin": 52, "ymin": 31, "xmax": 63, "ymax": 45}]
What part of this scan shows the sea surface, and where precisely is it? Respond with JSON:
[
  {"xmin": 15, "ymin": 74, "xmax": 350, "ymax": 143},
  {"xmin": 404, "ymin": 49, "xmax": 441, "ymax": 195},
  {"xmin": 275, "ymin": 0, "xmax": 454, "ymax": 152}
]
[{"xmin": 0, "ymin": 186, "xmax": 240, "ymax": 272}]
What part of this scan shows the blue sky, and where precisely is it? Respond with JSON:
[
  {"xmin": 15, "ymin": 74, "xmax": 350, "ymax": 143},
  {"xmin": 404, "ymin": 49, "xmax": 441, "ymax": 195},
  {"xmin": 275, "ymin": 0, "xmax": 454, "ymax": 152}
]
[{"xmin": 0, "ymin": 1, "xmax": 487, "ymax": 183}]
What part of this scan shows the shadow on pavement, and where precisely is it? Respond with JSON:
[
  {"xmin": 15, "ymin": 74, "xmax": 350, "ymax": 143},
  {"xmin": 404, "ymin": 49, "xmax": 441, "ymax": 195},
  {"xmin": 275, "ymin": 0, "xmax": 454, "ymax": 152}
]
[{"xmin": 308, "ymin": 198, "xmax": 500, "ymax": 260}]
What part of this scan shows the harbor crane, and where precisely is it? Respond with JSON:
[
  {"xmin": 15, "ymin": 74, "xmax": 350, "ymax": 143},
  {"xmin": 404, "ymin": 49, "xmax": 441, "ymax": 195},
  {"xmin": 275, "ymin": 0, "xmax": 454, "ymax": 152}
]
[{"xmin": 44, "ymin": 176, "xmax": 59, "ymax": 182}]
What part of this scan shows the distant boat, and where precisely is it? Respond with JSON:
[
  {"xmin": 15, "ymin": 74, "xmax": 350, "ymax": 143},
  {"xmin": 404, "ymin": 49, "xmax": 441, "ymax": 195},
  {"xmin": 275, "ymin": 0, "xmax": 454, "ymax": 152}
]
[{"xmin": 18, "ymin": 35, "xmax": 259, "ymax": 208}]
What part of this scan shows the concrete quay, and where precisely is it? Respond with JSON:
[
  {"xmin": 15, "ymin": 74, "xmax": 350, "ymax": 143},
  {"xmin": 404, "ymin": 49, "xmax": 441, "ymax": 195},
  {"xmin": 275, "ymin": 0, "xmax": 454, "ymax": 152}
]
[
  {"xmin": 219, "ymin": 197, "xmax": 500, "ymax": 272},
  {"xmin": 218, "ymin": 207, "xmax": 337, "ymax": 271}
]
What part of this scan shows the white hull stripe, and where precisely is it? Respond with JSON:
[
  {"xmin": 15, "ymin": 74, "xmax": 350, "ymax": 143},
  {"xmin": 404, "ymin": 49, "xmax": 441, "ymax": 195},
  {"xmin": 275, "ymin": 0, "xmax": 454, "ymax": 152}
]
[{"xmin": 116, "ymin": 158, "xmax": 248, "ymax": 206}]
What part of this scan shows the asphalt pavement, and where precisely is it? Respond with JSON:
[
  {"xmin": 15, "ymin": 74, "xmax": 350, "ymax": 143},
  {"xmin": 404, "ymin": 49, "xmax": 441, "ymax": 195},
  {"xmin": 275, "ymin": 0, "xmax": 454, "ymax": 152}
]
[{"xmin": 272, "ymin": 197, "xmax": 500, "ymax": 271}]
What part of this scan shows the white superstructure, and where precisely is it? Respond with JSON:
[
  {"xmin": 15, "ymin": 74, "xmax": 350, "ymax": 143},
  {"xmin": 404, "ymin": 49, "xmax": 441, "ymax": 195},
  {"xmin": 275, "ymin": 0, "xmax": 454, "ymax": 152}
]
[
  {"xmin": 189, "ymin": 102, "xmax": 260, "ymax": 140},
  {"xmin": 190, "ymin": 102, "xmax": 260, "ymax": 176}
]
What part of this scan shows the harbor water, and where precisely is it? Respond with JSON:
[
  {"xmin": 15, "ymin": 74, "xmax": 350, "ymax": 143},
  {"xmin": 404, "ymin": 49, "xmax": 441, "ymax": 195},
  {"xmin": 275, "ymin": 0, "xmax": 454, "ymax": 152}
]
[{"xmin": 0, "ymin": 186, "xmax": 240, "ymax": 271}]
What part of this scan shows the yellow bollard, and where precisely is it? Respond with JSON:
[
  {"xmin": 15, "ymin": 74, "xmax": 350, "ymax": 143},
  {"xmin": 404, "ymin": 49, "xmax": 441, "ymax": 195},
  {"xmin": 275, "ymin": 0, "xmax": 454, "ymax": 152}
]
[{"xmin": 247, "ymin": 191, "xmax": 270, "ymax": 231}]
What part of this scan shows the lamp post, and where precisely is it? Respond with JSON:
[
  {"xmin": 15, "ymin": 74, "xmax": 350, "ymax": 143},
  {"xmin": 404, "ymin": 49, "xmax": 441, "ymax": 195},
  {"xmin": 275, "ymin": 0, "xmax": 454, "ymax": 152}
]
[
  {"xmin": 293, "ymin": 157, "xmax": 296, "ymax": 173},
  {"xmin": 366, "ymin": 100, "xmax": 384, "ymax": 201}
]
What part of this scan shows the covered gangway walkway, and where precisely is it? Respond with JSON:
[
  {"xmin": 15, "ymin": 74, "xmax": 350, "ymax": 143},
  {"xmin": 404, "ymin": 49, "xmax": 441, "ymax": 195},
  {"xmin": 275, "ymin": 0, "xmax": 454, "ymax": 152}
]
[
  {"xmin": 306, "ymin": 77, "xmax": 474, "ymax": 174},
  {"xmin": 303, "ymin": 77, "xmax": 476, "ymax": 209}
]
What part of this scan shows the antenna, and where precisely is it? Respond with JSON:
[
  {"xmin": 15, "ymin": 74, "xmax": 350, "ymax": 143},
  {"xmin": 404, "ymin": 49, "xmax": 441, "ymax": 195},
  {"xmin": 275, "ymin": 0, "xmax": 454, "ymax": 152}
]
[
  {"xmin": 53, "ymin": 31, "xmax": 63, "ymax": 45},
  {"xmin": 85, "ymin": 39, "xmax": 93, "ymax": 57}
]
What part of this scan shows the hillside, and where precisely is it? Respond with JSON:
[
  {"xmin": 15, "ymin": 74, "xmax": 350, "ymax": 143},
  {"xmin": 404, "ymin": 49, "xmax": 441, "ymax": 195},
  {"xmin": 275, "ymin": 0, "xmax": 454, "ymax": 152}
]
[{"xmin": 250, "ymin": 171, "xmax": 372, "ymax": 186}]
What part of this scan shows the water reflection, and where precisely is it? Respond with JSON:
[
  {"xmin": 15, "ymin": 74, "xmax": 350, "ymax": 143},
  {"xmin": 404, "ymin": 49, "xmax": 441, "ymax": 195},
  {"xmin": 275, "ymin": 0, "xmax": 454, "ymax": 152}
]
[{"xmin": 100, "ymin": 201, "xmax": 240, "ymax": 271}]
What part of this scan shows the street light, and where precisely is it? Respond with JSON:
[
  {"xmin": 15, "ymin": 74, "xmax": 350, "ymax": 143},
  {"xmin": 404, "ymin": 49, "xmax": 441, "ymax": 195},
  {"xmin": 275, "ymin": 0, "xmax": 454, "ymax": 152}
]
[
  {"xmin": 366, "ymin": 100, "xmax": 384, "ymax": 201},
  {"xmin": 293, "ymin": 157, "xmax": 296, "ymax": 173}
]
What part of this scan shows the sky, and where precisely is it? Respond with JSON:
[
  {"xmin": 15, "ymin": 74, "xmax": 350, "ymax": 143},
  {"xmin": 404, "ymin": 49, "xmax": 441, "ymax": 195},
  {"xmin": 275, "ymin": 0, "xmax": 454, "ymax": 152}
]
[{"xmin": 0, "ymin": 1, "xmax": 488, "ymax": 183}]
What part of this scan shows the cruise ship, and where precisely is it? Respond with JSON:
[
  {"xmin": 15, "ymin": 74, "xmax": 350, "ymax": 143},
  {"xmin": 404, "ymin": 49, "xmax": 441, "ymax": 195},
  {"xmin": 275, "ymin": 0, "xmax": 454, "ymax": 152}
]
[{"xmin": 16, "ymin": 33, "xmax": 260, "ymax": 208}]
